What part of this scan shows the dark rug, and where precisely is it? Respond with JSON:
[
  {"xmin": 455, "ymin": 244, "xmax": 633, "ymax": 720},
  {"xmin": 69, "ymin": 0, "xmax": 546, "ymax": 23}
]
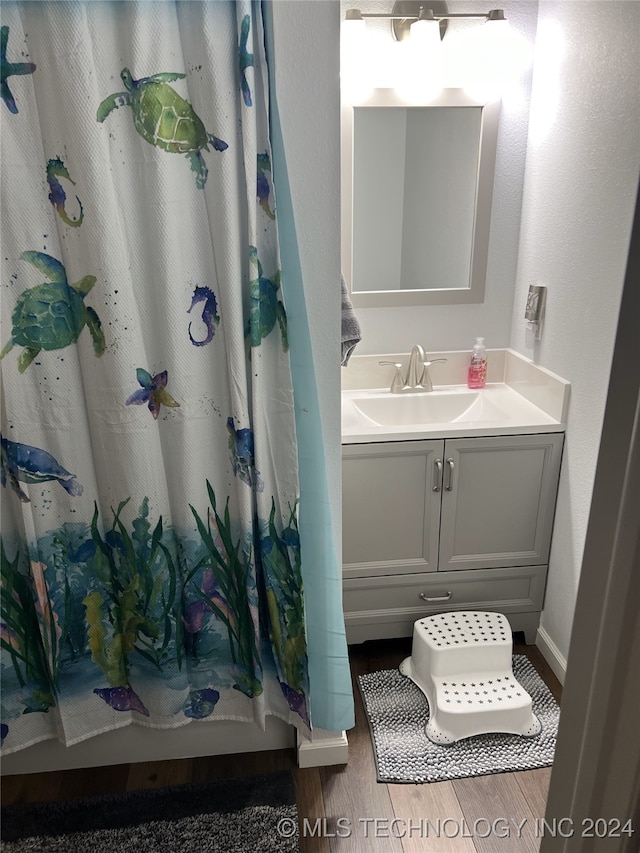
[
  {"xmin": 358, "ymin": 655, "xmax": 559, "ymax": 783},
  {"xmin": 0, "ymin": 770, "xmax": 299, "ymax": 852}
]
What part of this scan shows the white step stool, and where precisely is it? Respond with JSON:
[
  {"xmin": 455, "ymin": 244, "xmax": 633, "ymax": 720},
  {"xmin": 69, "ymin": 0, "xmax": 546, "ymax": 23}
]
[{"xmin": 399, "ymin": 611, "xmax": 541, "ymax": 745}]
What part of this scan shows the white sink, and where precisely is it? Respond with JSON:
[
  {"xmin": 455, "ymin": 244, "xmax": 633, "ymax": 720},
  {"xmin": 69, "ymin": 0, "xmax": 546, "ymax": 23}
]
[
  {"xmin": 353, "ymin": 390, "xmax": 481, "ymax": 426},
  {"xmin": 342, "ymin": 350, "xmax": 570, "ymax": 442},
  {"xmin": 342, "ymin": 382, "xmax": 562, "ymax": 441}
]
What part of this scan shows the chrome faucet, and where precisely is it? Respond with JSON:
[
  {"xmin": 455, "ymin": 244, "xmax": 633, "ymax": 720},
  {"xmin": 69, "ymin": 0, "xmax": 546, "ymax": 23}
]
[
  {"xmin": 406, "ymin": 344, "xmax": 427, "ymax": 388},
  {"xmin": 380, "ymin": 345, "xmax": 447, "ymax": 393}
]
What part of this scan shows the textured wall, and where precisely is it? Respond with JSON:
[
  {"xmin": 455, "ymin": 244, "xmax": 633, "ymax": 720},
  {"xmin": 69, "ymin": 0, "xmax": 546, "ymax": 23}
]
[
  {"xmin": 510, "ymin": 1, "xmax": 640, "ymax": 661},
  {"xmin": 340, "ymin": 0, "xmax": 539, "ymax": 354}
]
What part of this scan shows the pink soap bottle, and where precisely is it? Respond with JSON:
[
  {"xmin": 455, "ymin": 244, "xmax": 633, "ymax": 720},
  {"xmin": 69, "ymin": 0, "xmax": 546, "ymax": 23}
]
[{"xmin": 467, "ymin": 337, "xmax": 487, "ymax": 389}]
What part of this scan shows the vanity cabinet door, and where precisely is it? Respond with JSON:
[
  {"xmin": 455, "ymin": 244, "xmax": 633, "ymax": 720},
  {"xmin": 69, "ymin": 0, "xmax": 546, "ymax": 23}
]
[
  {"xmin": 438, "ymin": 433, "xmax": 564, "ymax": 571},
  {"xmin": 342, "ymin": 440, "xmax": 444, "ymax": 578}
]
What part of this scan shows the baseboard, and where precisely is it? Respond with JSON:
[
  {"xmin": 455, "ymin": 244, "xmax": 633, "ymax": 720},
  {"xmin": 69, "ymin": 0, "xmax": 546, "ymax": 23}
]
[
  {"xmin": 536, "ymin": 625, "xmax": 567, "ymax": 685},
  {"xmin": 296, "ymin": 729, "xmax": 349, "ymax": 768}
]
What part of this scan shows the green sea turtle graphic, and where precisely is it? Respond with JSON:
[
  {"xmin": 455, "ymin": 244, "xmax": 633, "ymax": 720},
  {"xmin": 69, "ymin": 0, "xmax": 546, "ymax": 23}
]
[
  {"xmin": 0, "ymin": 251, "xmax": 105, "ymax": 373},
  {"xmin": 97, "ymin": 68, "xmax": 228, "ymax": 189},
  {"xmin": 247, "ymin": 246, "xmax": 288, "ymax": 351}
]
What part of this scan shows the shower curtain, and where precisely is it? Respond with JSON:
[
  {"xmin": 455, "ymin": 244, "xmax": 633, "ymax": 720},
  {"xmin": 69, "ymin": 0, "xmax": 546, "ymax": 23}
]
[{"xmin": 0, "ymin": 0, "xmax": 352, "ymax": 756}]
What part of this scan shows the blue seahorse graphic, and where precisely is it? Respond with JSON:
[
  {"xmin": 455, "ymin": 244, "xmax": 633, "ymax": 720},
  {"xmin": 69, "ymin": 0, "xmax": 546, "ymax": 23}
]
[
  {"xmin": 47, "ymin": 158, "xmax": 84, "ymax": 227},
  {"xmin": 187, "ymin": 286, "xmax": 220, "ymax": 346}
]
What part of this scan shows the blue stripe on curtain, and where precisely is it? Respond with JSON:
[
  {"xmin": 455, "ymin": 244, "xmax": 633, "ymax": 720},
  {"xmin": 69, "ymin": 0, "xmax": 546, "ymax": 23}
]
[{"xmin": 262, "ymin": 2, "xmax": 354, "ymax": 732}]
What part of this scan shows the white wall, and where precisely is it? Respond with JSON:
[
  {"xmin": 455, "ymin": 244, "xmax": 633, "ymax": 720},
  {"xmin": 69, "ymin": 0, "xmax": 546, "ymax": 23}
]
[
  {"xmin": 510, "ymin": 1, "xmax": 640, "ymax": 662},
  {"xmin": 341, "ymin": 0, "xmax": 539, "ymax": 354}
]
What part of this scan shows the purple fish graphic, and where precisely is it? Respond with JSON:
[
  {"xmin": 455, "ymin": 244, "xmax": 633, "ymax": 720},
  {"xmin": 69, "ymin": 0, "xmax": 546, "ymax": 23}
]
[
  {"xmin": 280, "ymin": 682, "xmax": 310, "ymax": 727},
  {"xmin": 182, "ymin": 599, "xmax": 208, "ymax": 634},
  {"xmin": 1, "ymin": 433, "xmax": 83, "ymax": 502},
  {"xmin": 94, "ymin": 685, "xmax": 150, "ymax": 716}
]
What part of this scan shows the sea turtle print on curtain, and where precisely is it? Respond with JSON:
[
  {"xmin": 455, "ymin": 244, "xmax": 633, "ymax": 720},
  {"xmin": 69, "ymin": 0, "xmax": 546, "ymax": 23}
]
[
  {"xmin": 0, "ymin": 0, "xmax": 310, "ymax": 755},
  {"xmin": 0, "ymin": 251, "xmax": 104, "ymax": 373},
  {"xmin": 97, "ymin": 68, "xmax": 229, "ymax": 189}
]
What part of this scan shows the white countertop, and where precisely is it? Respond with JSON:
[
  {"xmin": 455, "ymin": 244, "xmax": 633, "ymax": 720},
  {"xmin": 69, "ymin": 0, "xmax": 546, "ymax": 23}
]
[
  {"xmin": 343, "ymin": 383, "xmax": 563, "ymax": 443},
  {"xmin": 342, "ymin": 349, "xmax": 570, "ymax": 444}
]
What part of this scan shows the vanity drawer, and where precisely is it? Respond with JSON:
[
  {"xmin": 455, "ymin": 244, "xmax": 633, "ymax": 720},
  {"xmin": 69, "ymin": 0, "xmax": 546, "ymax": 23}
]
[{"xmin": 343, "ymin": 565, "xmax": 547, "ymax": 644}]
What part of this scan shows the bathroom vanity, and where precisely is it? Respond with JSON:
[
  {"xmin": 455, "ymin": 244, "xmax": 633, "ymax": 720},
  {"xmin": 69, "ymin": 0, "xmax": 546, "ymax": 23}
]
[{"xmin": 341, "ymin": 349, "xmax": 570, "ymax": 645}]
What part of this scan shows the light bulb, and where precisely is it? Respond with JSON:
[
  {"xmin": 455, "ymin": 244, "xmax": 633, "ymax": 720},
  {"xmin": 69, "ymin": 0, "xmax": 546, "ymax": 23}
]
[
  {"xmin": 341, "ymin": 12, "xmax": 372, "ymax": 104},
  {"xmin": 395, "ymin": 14, "xmax": 442, "ymax": 104},
  {"xmin": 410, "ymin": 16, "xmax": 441, "ymax": 51},
  {"xmin": 464, "ymin": 16, "xmax": 533, "ymax": 99}
]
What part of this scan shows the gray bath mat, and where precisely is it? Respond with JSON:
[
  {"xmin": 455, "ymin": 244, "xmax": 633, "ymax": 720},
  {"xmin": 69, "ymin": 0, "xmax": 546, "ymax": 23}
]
[
  {"xmin": 358, "ymin": 655, "xmax": 559, "ymax": 783},
  {"xmin": 1, "ymin": 772, "xmax": 299, "ymax": 852}
]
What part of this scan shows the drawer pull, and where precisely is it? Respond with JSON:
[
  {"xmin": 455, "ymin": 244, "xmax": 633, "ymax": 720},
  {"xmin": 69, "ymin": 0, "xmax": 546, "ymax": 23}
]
[
  {"xmin": 419, "ymin": 591, "xmax": 452, "ymax": 603},
  {"xmin": 433, "ymin": 458, "xmax": 443, "ymax": 491}
]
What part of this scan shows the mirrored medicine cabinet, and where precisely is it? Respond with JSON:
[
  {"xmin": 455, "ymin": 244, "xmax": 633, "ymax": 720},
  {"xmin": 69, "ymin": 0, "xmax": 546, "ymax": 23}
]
[{"xmin": 341, "ymin": 89, "xmax": 501, "ymax": 308}]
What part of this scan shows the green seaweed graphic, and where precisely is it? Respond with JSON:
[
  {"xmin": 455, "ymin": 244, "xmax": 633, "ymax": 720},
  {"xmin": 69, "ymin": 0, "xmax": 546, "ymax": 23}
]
[
  {"xmin": 1, "ymin": 485, "xmax": 311, "ymax": 733},
  {"xmin": 189, "ymin": 481, "xmax": 262, "ymax": 697},
  {"xmin": 260, "ymin": 500, "xmax": 307, "ymax": 695},
  {"xmin": 0, "ymin": 541, "xmax": 56, "ymax": 712},
  {"xmin": 49, "ymin": 525, "xmax": 93, "ymax": 663},
  {"xmin": 82, "ymin": 498, "xmax": 178, "ymax": 686}
]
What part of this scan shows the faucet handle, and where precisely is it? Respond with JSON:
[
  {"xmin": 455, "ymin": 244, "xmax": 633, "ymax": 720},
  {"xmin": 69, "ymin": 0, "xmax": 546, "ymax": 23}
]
[
  {"xmin": 379, "ymin": 361, "xmax": 405, "ymax": 393},
  {"xmin": 420, "ymin": 358, "xmax": 448, "ymax": 392}
]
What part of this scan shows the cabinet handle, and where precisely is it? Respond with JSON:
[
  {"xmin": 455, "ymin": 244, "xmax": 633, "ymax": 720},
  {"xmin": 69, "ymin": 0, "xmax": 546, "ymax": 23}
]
[
  {"xmin": 419, "ymin": 591, "xmax": 452, "ymax": 602},
  {"xmin": 445, "ymin": 457, "xmax": 455, "ymax": 491},
  {"xmin": 433, "ymin": 458, "xmax": 443, "ymax": 491}
]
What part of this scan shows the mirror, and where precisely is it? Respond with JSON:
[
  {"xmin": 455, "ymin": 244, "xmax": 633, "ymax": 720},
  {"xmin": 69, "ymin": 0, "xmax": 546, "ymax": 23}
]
[{"xmin": 341, "ymin": 89, "xmax": 500, "ymax": 307}]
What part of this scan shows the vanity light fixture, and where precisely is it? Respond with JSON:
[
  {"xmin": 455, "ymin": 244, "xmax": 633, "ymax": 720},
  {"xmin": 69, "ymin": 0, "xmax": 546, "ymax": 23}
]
[
  {"xmin": 342, "ymin": 3, "xmax": 528, "ymax": 102},
  {"xmin": 343, "ymin": 4, "xmax": 507, "ymax": 43}
]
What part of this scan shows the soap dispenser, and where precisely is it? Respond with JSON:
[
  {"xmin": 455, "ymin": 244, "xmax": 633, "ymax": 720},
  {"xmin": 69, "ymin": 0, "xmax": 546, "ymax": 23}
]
[{"xmin": 467, "ymin": 337, "xmax": 487, "ymax": 389}]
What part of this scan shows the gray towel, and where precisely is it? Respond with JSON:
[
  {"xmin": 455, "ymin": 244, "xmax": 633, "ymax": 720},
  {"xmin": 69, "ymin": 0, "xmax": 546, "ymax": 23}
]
[{"xmin": 341, "ymin": 276, "xmax": 361, "ymax": 366}]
